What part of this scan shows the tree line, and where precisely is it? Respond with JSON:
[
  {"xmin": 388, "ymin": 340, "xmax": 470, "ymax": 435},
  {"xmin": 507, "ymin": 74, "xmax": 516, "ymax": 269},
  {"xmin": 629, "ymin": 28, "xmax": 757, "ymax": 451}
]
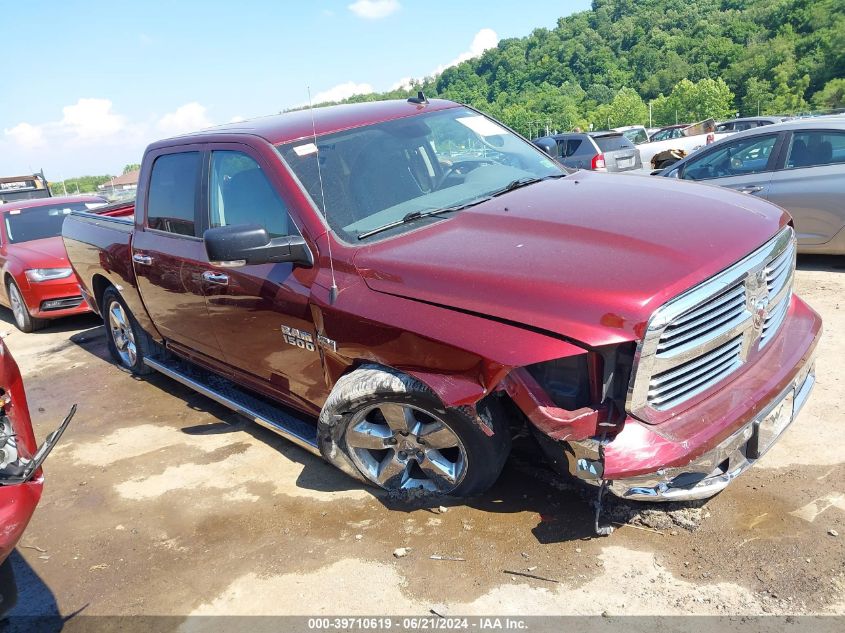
[
  {"xmin": 48, "ymin": 164, "xmax": 139, "ymax": 196},
  {"xmin": 328, "ymin": 0, "xmax": 844, "ymax": 135}
]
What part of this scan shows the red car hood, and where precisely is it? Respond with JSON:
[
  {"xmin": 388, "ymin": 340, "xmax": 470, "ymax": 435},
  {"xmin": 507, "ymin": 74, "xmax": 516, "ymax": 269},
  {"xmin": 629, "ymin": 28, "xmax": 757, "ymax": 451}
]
[
  {"xmin": 353, "ymin": 172, "xmax": 790, "ymax": 347},
  {"xmin": 8, "ymin": 237, "xmax": 70, "ymax": 268}
]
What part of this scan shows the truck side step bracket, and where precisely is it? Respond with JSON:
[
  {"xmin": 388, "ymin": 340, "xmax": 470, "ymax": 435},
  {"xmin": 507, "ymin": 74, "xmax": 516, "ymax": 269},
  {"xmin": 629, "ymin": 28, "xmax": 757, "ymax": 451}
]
[{"xmin": 143, "ymin": 357, "xmax": 321, "ymax": 457}]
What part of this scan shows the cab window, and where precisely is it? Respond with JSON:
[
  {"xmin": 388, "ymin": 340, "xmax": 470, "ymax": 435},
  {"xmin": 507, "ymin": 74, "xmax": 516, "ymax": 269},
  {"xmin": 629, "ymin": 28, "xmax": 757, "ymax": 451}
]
[
  {"xmin": 682, "ymin": 135, "xmax": 778, "ymax": 180},
  {"xmin": 147, "ymin": 152, "xmax": 201, "ymax": 236},
  {"xmin": 209, "ymin": 151, "xmax": 291, "ymax": 238}
]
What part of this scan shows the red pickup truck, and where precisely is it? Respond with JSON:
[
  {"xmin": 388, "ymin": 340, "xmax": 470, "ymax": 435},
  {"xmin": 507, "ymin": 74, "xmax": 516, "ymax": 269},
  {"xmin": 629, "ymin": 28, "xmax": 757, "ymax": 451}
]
[{"xmin": 61, "ymin": 98, "xmax": 820, "ymax": 515}]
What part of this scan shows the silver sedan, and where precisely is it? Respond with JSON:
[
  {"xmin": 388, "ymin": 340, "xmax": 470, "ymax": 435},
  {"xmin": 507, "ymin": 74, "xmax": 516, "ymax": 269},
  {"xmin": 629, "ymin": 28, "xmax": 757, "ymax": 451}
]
[{"xmin": 660, "ymin": 118, "xmax": 845, "ymax": 254}]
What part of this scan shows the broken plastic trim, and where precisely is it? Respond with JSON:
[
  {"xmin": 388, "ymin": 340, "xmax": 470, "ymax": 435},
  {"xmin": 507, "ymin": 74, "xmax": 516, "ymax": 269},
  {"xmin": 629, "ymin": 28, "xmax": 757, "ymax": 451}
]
[{"xmin": 0, "ymin": 404, "xmax": 75, "ymax": 485}]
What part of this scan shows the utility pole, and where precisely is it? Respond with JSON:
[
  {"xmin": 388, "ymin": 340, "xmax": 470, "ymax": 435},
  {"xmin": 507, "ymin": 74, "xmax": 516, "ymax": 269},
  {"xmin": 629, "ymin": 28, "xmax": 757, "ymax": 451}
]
[{"xmin": 649, "ymin": 101, "xmax": 653, "ymax": 128}]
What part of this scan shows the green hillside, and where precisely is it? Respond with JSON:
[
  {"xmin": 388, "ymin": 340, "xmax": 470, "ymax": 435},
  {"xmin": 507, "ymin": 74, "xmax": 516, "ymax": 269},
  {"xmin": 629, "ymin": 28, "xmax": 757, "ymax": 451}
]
[{"xmin": 332, "ymin": 0, "xmax": 845, "ymax": 134}]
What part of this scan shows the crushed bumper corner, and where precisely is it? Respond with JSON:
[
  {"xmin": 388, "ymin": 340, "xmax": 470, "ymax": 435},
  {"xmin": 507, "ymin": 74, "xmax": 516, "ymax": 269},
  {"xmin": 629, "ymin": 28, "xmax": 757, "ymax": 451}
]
[{"xmin": 606, "ymin": 361, "xmax": 815, "ymax": 502}]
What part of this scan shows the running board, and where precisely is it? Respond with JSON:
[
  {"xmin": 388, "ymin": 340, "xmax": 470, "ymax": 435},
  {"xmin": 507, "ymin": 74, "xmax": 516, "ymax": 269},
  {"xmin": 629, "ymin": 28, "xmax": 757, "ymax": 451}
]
[{"xmin": 143, "ymin": 357, "xmax": 321, "ymax": 457}]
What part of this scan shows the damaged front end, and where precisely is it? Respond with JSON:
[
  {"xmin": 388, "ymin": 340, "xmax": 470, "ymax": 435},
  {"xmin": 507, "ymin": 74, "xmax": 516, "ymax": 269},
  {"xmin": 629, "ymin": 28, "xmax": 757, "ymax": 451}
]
[
  {"xmin": 0, "ymin": 404, "xmax": 75, "ymax": 486},
  {"xmin": 502, "ymin": 343, "xmax": 634, "ymax": 484},
  {"xmin": 500, "ymin": 230, "xmax": 822, "ymax": 528}
]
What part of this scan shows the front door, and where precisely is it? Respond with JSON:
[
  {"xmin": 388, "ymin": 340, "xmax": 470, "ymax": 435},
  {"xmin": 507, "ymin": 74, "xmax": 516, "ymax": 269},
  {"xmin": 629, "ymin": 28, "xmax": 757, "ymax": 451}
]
[
  {"xmin": 200, "ymin": 146, "xmax": 323, "ymax": 412},
  {"xmin": 132, "ymin": 147, "xmax": 223, "ymax": 361},
  {"xmin": 680, "ymin": 132, "xmax": 782, "ymax": 198},
  {"xmin": 765, "ymin": 129, "xmax": 845, "ymax": 246}
]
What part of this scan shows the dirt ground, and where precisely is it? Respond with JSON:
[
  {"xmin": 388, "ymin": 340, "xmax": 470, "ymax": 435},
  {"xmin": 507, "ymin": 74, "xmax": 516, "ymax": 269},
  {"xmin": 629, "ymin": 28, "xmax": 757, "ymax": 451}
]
[{"xmin": 3, "ymin": 255, "xmax": 844, "ymax": 621}]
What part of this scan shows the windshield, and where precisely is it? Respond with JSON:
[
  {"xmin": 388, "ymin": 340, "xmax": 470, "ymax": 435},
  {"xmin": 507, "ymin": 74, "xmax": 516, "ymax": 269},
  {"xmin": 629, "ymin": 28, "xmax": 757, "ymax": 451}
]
[
  {"xmin": 4, "ymin": 202, "xmax": 100, "ymax": 244},
  {"xmin": 278, "ymin": 106, "xmax": 564, "ymax": 241}
]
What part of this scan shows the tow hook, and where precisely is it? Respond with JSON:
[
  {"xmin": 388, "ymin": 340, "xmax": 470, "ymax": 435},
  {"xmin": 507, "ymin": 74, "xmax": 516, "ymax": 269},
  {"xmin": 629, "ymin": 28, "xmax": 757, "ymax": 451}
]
[{"xmin": 593, "ymin": 480, "xmax": 614, "ymax": 536}]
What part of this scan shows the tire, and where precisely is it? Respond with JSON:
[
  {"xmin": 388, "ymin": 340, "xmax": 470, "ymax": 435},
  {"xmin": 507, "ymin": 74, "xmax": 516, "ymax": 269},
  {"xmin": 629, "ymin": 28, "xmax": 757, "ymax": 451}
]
[
  {"xmin": 102, "ymin": 286, "xmax": 156, "ymax": 375},
  {"xmin": 318, "ymin": 364, "xmax": 511, "ymax": 497},
  {"xmin": 6, "ymin": 280, "xmax": 46, "ymax": 333}
]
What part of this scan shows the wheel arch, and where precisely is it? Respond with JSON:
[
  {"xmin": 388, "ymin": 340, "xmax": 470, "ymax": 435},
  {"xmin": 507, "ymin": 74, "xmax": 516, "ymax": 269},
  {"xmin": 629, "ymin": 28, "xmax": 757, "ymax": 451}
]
[{"xmin": 91, "ymin": 274, "xmax": 114, "ymax": 314}]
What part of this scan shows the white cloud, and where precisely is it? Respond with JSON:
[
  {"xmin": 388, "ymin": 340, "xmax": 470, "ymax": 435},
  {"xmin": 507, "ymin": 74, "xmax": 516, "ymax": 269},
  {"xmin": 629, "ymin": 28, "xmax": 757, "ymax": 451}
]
[
  {"xmin": 61, "ymin": 98, "xmax": 126, "ymax": 140},
  {"xmin": 391, "ymin": 76, "xmax": 415, "ymax": 91},
  {"xmin": 228, "ymin": 115, "xmax": 246, "ymax": 123},
  {"xmin": 312, "ymin": 81, "xmax": 374, "ymax": 104},
  {"xmin": 4, "ymin": 122, "xmax": 46, "ymax": 149},
  {"xmin": 348, "ymin": 0, "xmax": 400, "ymax": 19},
  {"xmin": 157, "ymin": 102, "xmax": 214, "ymax": 136},
  {"xmin": 386, "ymin": 29, "xmax": 500, "ymax": 94},
  {"xmin": 434, "ymin": 28, "xmax": 499, "ymax": 75}
]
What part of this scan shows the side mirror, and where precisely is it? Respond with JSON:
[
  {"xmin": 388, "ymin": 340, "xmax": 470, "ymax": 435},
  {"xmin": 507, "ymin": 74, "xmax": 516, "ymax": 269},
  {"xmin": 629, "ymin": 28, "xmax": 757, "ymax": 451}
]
[{"xmin": 203, "ymin": 224, "xmax": 313, "ymax": 268}]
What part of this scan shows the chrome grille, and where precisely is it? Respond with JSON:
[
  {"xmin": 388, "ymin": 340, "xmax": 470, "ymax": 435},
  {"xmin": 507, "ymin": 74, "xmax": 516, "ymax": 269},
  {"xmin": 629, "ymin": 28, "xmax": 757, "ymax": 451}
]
[{"xmin": 628, "ymin": 227, "xmax": 796, "ymax": 417}]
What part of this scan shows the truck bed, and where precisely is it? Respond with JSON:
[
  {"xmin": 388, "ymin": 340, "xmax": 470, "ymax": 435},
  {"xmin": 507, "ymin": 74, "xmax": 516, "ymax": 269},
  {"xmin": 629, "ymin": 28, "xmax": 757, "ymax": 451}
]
[{"xmin": 62, "ymin": 206, "xmax": 147, "ymax": 326}]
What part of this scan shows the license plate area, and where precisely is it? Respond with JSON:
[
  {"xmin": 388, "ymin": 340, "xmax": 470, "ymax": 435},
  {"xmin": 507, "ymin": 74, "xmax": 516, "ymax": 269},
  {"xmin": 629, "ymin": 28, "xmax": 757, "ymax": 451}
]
[{"xmin": 749, "ymin": 391, "xmax": 794, "ymax": 459}]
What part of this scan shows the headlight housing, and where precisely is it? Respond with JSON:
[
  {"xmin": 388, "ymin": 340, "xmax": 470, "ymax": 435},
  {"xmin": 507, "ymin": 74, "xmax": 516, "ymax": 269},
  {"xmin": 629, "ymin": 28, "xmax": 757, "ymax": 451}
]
[{"xmin": 24, "ymin": 268, "xmax": 73, "ymax": 282}]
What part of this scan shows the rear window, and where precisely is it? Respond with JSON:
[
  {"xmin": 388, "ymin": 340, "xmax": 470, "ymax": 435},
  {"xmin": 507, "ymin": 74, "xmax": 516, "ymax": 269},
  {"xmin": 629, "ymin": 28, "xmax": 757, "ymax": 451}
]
[{"xmin": 593, "ymin": 135, "xmax": 634, "ymax": 152}]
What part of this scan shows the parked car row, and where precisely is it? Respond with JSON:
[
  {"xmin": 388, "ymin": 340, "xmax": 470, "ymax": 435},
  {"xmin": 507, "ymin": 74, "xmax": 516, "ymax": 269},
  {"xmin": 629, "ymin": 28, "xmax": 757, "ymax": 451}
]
[{"xmin": 532, "ymin": 115, "xmax": 845, "ymax": 256}]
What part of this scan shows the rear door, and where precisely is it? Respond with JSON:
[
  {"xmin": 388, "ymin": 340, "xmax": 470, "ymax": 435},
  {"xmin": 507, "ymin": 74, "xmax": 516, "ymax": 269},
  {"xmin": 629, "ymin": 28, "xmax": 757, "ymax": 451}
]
[
  {"xmin": 678, "ymin": 132, "xmax": 783, "ymax": 197},
  {"xmin": 765, "ymin": 128, "xmax": 845, "ymax": 246},
  {"xmin": 132, "ymin": 146, "xmax": 224, "ymax": 360},
  {"xmin": 200, "ymin": 144, "xmax": 322, "ymax": 412}
]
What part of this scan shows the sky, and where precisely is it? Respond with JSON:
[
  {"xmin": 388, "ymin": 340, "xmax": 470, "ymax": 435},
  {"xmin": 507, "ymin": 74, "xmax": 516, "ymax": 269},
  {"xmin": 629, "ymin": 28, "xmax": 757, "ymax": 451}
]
[{"xmin": 0, "ymin": 0, "xmax": 590, "ymax": 179}]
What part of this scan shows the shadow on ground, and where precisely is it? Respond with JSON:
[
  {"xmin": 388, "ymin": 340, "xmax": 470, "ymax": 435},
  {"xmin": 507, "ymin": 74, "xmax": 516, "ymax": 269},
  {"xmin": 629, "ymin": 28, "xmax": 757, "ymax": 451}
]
[{"xmin": 796, "ymin": 254, "xmax": 845, "ymax": 272}]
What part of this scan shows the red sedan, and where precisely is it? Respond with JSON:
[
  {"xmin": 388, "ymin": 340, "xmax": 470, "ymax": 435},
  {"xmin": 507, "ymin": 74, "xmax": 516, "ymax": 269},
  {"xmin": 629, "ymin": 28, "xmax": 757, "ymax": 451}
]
[
  {"xmin": 0, "ymin": 196, "xmax": 105, "ymax": 332},
  {"xmin": 0, "ymin": 336, "xmax": 73, "ymax": 612}
]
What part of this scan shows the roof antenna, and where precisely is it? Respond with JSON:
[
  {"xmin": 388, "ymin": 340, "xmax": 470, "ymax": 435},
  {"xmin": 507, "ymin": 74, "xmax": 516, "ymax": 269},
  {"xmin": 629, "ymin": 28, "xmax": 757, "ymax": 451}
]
[
  {"xmin": 407, "ymin": 90, "xmax": 428, "ymax": 105},
  {"xmin": 308, "ymin": 86, "xmax": 339, "ymax": 305}
]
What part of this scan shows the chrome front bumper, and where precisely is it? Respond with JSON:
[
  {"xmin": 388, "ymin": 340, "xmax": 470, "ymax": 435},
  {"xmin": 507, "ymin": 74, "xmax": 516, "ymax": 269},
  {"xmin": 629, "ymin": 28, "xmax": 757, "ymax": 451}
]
[{"xmin": 607, "ymin": 361, "xmax": 816, "ymax": 502}]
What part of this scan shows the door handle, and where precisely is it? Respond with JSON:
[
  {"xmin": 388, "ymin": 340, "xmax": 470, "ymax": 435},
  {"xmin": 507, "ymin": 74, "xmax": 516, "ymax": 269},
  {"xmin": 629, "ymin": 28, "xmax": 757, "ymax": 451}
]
[
  {"xmin": 737, "ymin": 185, "xmax": 764, "ymax": 194},
  {"xmin": 202, "ymin": 271, "xmax": 229, "ymax": 286},
  {"xmin": 132, "ymin": 253, "xmax": 153, "ymax": 266}
]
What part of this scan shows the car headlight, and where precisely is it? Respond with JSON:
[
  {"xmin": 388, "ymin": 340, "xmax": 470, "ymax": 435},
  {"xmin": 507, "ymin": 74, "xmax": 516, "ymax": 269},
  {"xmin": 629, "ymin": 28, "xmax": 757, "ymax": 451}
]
[{"xmin": 24, "ymin": 268, "xmax": 73, "ymax": 282}]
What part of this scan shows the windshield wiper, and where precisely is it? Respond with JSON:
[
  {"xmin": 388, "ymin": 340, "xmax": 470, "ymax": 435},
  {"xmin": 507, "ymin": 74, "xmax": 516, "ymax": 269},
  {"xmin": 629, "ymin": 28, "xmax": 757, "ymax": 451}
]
[
  {"xmin": 356, "ymin": 197, "xmax": 492, "ymax": 240},
  {"xmin": 489, "ymin": 173, "xmax": 567, "ymax": 198},
  {"xmin": 355, "ymin": 174, "xmax": 566, "ymax": 241}
]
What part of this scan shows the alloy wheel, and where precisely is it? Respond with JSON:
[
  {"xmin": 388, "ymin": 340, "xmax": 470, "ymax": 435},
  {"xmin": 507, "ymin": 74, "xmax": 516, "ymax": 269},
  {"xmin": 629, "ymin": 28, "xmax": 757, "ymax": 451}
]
[
  {"xmin": 8, "ymin": 285, "xmax": 26, "ymax": 329},
  {"xmin": 108, "ymin": 300, "xmax": 137, "ymax": 367},
  {"xmin": 344, "ymin": 403, "xmax": 467, "ymax": 493}
]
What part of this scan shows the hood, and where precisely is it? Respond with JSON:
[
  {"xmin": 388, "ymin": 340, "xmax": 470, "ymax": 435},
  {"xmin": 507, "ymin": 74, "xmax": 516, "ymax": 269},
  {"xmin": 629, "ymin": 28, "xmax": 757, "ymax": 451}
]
[
  {"xmin": 353, "ymin": 171, "xmax": 789, "ymax": 347},
  {"xmin": 8, "ymin": 237, "xmax": 70, "ymax": 267}
]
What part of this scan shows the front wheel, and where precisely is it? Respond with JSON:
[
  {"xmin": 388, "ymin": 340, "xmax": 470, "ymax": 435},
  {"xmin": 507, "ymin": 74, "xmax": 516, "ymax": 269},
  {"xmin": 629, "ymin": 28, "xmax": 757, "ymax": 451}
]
[
  {"xmin": 102, "ymin": 287, "xmax": 155, "ymax": 375},
  {"xmin": 319, "ymin": 365, "xmax": 510, "ymax": 497},
  {"xmin": 7, "ymin": 280, "xmax": 45, "ymax": 333}
]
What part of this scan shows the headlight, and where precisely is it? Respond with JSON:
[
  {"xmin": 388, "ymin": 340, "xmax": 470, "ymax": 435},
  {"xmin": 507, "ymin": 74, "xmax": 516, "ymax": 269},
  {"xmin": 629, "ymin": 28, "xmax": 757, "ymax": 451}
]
[{"xmin": 24, "ymin": 268, "xmax": 73, "ymax": 282}]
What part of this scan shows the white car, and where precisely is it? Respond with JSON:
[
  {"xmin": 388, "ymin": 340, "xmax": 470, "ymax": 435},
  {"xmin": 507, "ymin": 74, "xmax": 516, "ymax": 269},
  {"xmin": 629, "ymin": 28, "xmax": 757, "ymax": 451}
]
[{"xmin": 616, "ymin": 120, "xmax": 725, "ymax": 170}]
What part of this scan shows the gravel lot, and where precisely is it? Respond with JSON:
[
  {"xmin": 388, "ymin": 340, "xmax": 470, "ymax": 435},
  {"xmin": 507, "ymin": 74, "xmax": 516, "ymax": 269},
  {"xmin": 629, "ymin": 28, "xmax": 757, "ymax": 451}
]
[{"xmin": 3, "ymin": 255, "xmax": 844, "ymax": 621}]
